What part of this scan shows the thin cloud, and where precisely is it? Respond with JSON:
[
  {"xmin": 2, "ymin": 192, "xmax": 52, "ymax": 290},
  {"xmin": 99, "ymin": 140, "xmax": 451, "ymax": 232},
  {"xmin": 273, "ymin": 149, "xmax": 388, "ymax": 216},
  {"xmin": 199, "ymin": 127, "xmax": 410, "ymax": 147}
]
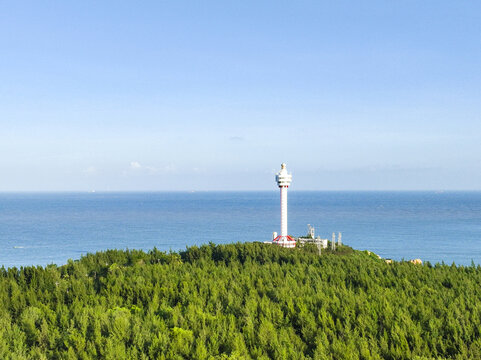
[
  {"xmin": 84, "ymin": 166, "xmax": 96, "ymax": 175},
  {"xmin": 128, "ymin": 162, "xmax": 176, "ymax": 174},
  {"xmin": 130, "ymin": 161, "xmax": 142, "ymax": 169}
]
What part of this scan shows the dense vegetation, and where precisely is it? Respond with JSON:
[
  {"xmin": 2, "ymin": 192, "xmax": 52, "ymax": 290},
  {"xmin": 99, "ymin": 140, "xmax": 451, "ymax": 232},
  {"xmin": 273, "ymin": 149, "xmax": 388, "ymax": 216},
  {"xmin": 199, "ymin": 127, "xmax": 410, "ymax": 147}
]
[{"xmin": 1, "ymin": 242, "xmax": 481, "ymax": 359}]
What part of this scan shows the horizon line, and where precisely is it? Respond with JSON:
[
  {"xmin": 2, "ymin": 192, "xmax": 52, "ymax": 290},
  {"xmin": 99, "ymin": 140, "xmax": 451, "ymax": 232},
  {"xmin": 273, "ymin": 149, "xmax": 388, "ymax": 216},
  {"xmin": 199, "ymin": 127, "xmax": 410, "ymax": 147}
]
[{"xmin": 1, "ymin": 189, "xmax": 481, "ymax": 193}]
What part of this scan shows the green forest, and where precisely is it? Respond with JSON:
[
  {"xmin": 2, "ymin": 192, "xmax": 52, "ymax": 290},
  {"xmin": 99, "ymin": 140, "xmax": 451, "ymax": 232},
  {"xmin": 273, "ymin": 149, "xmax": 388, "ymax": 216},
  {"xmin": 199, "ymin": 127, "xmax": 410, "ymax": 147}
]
[{"xmin": 1, "ymin": 242, "xmax": 481, "ymax": 360}]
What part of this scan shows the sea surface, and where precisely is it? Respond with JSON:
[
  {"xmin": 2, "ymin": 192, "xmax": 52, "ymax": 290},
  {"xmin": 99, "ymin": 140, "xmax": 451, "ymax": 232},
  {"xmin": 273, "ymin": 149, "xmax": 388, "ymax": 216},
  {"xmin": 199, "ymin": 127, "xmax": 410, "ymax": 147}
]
[{"xmin": 1, "ymin": 191, "xmax": 481, "ymax": 268}]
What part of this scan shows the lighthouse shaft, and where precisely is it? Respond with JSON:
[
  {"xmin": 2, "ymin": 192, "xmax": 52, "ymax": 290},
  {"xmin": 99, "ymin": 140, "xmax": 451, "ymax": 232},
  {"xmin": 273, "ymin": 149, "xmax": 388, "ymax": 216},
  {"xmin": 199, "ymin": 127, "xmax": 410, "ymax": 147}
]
[{"xmin": 280, "ymin": 186, "xmax": 288, "ymax": 236}]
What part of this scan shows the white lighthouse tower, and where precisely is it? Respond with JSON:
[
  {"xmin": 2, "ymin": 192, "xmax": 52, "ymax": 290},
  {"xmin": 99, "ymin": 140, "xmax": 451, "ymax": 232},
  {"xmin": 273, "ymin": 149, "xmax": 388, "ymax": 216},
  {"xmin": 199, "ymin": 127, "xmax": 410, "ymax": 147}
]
[{"xmin": 273, "ymin": 163, "xmax": 296, "ymax": 248}]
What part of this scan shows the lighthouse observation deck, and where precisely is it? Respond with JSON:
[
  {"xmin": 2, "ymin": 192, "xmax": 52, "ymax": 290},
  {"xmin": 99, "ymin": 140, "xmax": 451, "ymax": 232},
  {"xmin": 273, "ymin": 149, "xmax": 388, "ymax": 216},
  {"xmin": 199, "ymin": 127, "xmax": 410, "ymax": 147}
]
[{"xmin": 276, "ymin": 163, "xmax": 292, "ymax": 188}]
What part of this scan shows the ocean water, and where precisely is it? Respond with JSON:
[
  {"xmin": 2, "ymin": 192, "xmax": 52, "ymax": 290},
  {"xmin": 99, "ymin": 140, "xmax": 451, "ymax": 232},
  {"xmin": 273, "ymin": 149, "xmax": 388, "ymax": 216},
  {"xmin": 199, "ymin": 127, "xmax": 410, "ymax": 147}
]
[{"xmin": 0, "ymin": 191, "xmax": 480, "ymax": 268}]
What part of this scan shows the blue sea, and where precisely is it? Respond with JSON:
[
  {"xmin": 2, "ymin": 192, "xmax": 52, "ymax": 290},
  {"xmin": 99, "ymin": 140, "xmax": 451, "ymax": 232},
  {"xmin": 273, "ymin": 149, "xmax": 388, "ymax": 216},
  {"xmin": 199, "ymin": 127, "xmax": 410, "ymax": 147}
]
[{"xmin": 1, "ymin": 191, "xmax": 481, "ymax": 268}]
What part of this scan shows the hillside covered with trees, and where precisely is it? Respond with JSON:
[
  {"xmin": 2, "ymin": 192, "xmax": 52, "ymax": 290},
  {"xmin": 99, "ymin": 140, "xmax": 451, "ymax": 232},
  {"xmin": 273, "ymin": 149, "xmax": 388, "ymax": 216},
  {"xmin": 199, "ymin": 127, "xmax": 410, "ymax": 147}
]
[{"xmin": 1, "ymin": 242, "xmax": 481, "ymax": 359}]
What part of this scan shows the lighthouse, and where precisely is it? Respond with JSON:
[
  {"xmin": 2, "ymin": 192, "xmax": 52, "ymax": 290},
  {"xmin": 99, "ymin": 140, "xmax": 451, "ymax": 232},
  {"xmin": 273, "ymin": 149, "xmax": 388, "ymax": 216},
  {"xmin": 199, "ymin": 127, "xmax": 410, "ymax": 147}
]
[{"xmin": 272, "ymin": 163, "xmax": 296, "ymax": 248}]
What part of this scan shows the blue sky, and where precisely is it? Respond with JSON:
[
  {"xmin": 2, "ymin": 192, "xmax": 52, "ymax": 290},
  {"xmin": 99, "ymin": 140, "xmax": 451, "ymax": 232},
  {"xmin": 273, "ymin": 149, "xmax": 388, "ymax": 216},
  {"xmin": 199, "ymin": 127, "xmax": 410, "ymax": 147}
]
[{"xmin": 1, "ymin": 1, "xmax": 481, "ymax": 190}]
